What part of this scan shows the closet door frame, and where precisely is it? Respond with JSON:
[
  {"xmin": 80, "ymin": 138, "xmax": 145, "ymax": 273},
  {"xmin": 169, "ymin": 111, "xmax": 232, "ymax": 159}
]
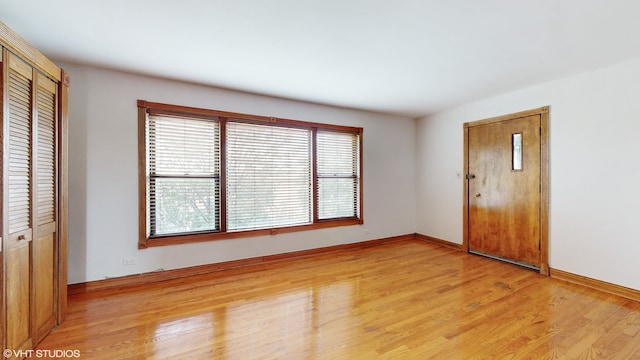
[
  {"xmin": 57, "ymin": 70, "xmax": 69, "ymax": 324},
  {"xmin": 0, "ymin": 45, "xmax": 4, "ymax": 355},
  {"xmin": 0, "ymin": 21, "xmax": 69, "ymax": 350}
]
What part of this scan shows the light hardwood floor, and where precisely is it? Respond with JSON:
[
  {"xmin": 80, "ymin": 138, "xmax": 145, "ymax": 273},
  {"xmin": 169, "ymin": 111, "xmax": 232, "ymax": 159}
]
[{"xmin": 37, "ymin": 240, "xmax": 640, "ymax": 359}]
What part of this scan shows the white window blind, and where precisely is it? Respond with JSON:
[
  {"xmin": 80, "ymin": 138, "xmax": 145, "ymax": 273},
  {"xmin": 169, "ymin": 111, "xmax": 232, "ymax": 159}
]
[
  {"xmin": 226, "ymin": 122, "xmax": 312, "ymax": 231},
  {"xmin": 316, "ymin": 130, "xmax": 360, "ymax": 220},
  {"xmin": 147, "ymin": 115, "xmax": 220, "ymax": 236}
]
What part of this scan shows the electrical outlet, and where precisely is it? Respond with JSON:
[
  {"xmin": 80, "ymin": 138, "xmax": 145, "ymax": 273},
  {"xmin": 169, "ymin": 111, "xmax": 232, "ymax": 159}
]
[{"xmin": 122, "ymin": 258, "xmax": 136, "ymax": 266}]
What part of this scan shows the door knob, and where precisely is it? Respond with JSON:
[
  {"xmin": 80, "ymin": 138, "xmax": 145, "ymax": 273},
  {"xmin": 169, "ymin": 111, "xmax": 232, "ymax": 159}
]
[{"xmin": 475, "ymin": 192, "xmax": 481, "ymax": 198}]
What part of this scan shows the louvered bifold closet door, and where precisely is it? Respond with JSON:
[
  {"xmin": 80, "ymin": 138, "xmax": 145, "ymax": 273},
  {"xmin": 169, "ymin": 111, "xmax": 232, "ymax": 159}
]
[
  {"xmin": 4, "ymin": 51, "xmax": 35, "ymax": 357},
  {"xmin": 33, "ymin": 71, "xmax": 58, "ymax": 343}
]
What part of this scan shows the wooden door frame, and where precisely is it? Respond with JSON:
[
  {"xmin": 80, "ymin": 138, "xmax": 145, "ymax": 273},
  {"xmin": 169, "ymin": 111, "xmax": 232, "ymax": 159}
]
[
  {"xmin": 0, "ymin": 23, "xmax": 69, "ymax": 348},
  {"xmin": 463, "ymin": 106, "xmax": 550, "ymax": 275}
]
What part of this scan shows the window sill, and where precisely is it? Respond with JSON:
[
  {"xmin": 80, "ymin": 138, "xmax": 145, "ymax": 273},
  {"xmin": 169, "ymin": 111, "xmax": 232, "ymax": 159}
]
[{"xmin": 139, "ymin": 218, "xmax": 363, "ymax": 249}]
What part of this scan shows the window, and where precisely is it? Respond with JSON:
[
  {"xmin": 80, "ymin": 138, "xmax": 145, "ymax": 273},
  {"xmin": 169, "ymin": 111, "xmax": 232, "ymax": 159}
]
[
  {"xmin": 226, "ymin": 122, "xmax": 312, "ymax": 231},
  {"xmin": 147, "ymin": 115, "xmax": 220, "ymax": 236},
  {"xmin": 512, "ymin": 133, "xmax": 523, "ymax": 171},
  {"xmin": 138, "ymin": 100, "xmax": 363, "ymax": 248},
  {"xmin": 316, "ymin": 130, "xmax": 360, "ymax": 220}
]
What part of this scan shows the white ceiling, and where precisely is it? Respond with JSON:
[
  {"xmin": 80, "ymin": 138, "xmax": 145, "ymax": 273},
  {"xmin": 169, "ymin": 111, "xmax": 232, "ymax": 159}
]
[{"xmin": 2, "ymin": 0, "xmax": 640, "ymax": 118}]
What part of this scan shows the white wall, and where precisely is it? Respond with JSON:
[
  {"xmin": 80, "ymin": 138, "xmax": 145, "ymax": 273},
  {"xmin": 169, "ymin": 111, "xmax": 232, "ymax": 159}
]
[
  {"xmin": 64, "ymin": 55, "xmax": 640, "ymax": 291},
  {"xmin": 61, "ymin": 63, "xmax": 416, "ymax": 284},
  {"xmin": 416, "ymin": 57, "xmax": 640, "ymax": 291}
]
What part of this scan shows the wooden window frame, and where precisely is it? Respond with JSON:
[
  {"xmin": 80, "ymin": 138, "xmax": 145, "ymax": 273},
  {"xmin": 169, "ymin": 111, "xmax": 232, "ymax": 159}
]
[
  {"xmin": 138, "ymin": 100, "xmax": 364, "ymax": 249},
  {"xmin": 314, "ymin": 128, "xmax": 362, "ymax": 222}
]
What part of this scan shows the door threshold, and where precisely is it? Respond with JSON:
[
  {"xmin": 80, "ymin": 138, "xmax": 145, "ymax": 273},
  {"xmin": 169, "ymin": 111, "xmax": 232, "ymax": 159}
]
[{"xmin": 469, "ymin": 251, "xmax": 539, "ymax": 272}]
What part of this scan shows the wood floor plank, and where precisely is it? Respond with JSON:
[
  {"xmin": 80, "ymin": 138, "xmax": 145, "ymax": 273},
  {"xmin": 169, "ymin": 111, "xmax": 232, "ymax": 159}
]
[{"xmin": 36, "ymin": 241, "xmax": 640, "ymax": 359}]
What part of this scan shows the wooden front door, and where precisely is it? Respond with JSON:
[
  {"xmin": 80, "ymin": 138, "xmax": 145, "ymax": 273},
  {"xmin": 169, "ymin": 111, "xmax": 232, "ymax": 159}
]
[{"xmin": 465, "ymin": 108, "xmax": 548, "ymax": 270}]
